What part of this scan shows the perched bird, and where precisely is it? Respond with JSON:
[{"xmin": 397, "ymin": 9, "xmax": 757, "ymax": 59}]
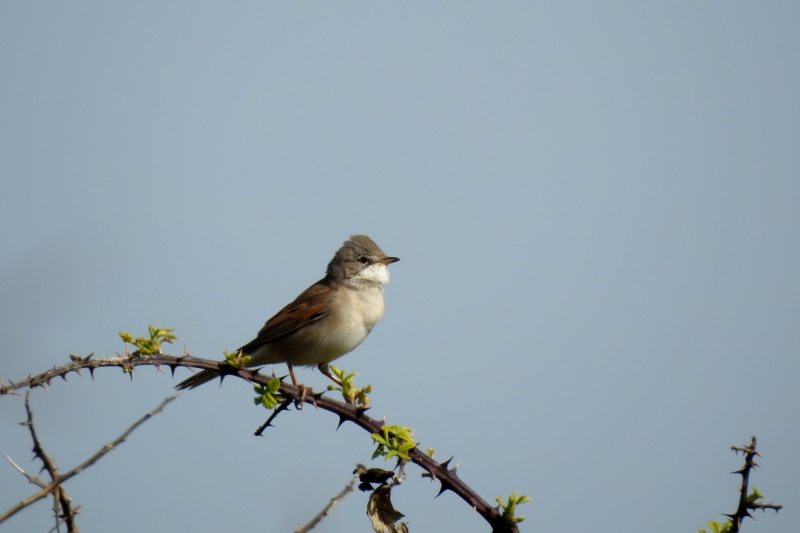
[{"xmin": 176, "ymin": 235, "xmax": 399, "ymax": 390}]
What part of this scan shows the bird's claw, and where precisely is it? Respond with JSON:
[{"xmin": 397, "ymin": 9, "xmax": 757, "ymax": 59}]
[{"xmin": 294, "ymin": 383, "xmax": 313, "ymax": 409}]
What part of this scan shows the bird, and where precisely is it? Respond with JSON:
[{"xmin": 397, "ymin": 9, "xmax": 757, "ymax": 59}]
[{"xmin": 176, "ymin": 235, "xmax": 399, "ymax": 390}]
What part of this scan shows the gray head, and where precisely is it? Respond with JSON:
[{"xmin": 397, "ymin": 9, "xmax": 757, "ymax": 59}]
[{"xmin": 326, "ymin": 235, "xmax": 399, "ymax": 283}]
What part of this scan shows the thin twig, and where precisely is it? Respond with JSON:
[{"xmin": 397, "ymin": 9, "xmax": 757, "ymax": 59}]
[
  {"xmin": 6, "ymin": 455, "xmax": 47, "ymax": 487},
  {"xmin": 295, "ymin": 471, "xmax": 361, "ymax": 533},
  {"xmin": 6, "ymin": 455, "xmax": 67, "ymax": 533},
  {"xmin": 254, "ymin": 398, "xmax": 293, "ymax": 436},
  {"xmin": 0, "ymin": 394, "xmax": 179, "ymax": 525}
]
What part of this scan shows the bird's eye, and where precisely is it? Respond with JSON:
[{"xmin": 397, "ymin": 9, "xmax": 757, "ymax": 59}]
[{"xmin": 358, "ymin": 256, "xmax": 370, "ymax": 264}]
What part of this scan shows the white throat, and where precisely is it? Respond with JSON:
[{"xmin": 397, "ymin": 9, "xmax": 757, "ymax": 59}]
[{"xmin": 352, "ymin": 263, "xmax": 390, "ymax": 285}]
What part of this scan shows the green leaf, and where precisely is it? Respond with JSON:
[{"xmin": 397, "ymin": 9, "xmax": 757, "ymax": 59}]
[
  {"xmin": 496, "ymin": 491, "xmax": 531, "ymax": 524},
  {"xmin": 398, "ymin": 441, "xmax": 416, "ymax": 452},
  {"xmin": 262, "ymin": 394, "xmax": 277, "ymax": 409},
  {"xmin": 372, "ymin": 447, "xmax": 386, "ymax": 460},
  {"xmin": 329, "ymin": 364, "xmax": 344, "ymax": 379},
  {"xmin": 702, "ymin": 520, "xmax": 733, "ymax": 533},
  {"xmin": 371, "ymin": 424, "xmax": 416, "ymax": 462},
  {"xmin": 120, "ymin": 326, "xmax": 178, "ymax": 354},
  {"xmin": 748, "ymin": 486, "xmax": 764, "ymax": 503},
  {"xmin": 267, "ymin": 377, "xmax": 281, "ymax": 393}
]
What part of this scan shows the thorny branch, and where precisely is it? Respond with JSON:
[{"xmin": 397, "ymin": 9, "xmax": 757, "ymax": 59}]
[
  {"xmin": 48, "ymin": 505, "xmax": 82, "ymax": 533},
  {"xmin": 21, "ymin": 391, "xmax": 80, "ymax": 532},
  {"xmin": 726, "ymin": 436, "xmax": 782, "ymax": 533},
  {"xmin": 1, "ymin": 354, "xmax": 519, "ymax": 533},
  {"xmin": 0, "ymin": 393, "xmax": 178, "ymax": 525},
  {"xmin": 254, "ymin": 397, "xmax": 293, "ymax": 436}
]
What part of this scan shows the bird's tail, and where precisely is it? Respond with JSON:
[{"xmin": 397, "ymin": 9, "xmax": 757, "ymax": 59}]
[{"xmin": 175, "ymin": 369, "xmax": 219, "ymax": 390}]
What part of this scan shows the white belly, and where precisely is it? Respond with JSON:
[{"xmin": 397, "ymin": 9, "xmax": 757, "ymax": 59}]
[{"xmin": 310, "ymin": 283, "xmax": 386, "ymax": 364}]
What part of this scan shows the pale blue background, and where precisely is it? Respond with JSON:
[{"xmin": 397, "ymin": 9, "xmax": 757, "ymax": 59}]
[{"xmin": 1, "ymin": 3, "xmax": 798, "ymax": 532}]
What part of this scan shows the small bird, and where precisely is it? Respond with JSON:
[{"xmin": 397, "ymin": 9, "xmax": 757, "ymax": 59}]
[{"xmin": 176, "ymin": 235, "xmax": 399, "ymax": 390}]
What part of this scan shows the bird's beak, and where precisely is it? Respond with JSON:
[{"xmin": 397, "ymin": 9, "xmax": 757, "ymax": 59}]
[{"xmin": 380, "ymin": 256, "xmax": 400, "ymax": 265}]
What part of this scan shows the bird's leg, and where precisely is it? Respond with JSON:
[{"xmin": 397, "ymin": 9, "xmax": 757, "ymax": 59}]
[
  {"xmin": 287, "ymin": 362, "xmax": 299, "ymax": 386},
  {"xmin": 317, "ymin": 363, "xmax": 343, "ymax": 386},
  {"xmin": 286, "ymin": 362, "xmax": 310, "ymax": 405}
]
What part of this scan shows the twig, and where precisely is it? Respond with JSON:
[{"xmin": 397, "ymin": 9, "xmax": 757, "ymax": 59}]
[
  {"xmin": 295, "ymin": 470, "xmax": 361, "ymax": 533},
  {"xmin": 2, "ymin": 355, "xmax": 518, "ymax": 532},
  {"xmin": 6, "ymin": 455, "xmax": 47, "ymax": 487},
  {"xmin": 6, "ymin": 455, "xmax": 69, "ymax": 533},
  {"xmin": 254, "ymin": 397, "xmax": 293, "ymax": 436},
  {"xmin": 0, "ymin": 394, "xmax": 179, "ymax": 525}
]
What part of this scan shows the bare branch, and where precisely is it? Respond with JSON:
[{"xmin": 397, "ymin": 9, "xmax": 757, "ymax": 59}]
[
  {"xmin": 295, "ymin": 469, "xmax": 361, "ymax": 533},
  {"xmin": 749, "ymin": 502, "xmax": 783, "ymax": 512},
  {"xmin": 0, "ymin": 394, "xmax": 178, "ymax": 525}
]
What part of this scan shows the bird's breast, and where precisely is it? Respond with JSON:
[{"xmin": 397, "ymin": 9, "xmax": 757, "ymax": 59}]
[
  {"xmin": 315, "ymin": 284, "xmax": 385, "ymax": 360},
  {"xmin": 348, "ymin": 283, "xmax": 387, "ymax": 332},
  {"xmin": 250, "ymin": 283, "xmax": 387, "ymax": 367}
]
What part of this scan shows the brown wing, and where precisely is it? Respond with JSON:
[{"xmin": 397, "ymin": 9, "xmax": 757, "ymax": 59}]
[{"xmin": 238, "ymin": 280, "xmax": 332, "ymax": 354}]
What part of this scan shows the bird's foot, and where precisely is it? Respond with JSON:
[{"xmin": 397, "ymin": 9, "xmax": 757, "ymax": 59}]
[
  {"xmin": 285, "ymin": 363, "xmax": 312, "ymax": 408},
  {"xmin": 294, "ymin": 383, "xmax": 313, "ymax": 409}
]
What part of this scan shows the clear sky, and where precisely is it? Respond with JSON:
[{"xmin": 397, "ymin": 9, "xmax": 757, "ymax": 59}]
[{"xmin": 1, "ymin": 3, "xmax": 798, "ymax": 532}]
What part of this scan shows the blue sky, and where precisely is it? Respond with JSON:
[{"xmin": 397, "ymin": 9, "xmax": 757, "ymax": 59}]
[{"xmin": 1, "ymin": 3, "xmax": 798, "ymax": 532}]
